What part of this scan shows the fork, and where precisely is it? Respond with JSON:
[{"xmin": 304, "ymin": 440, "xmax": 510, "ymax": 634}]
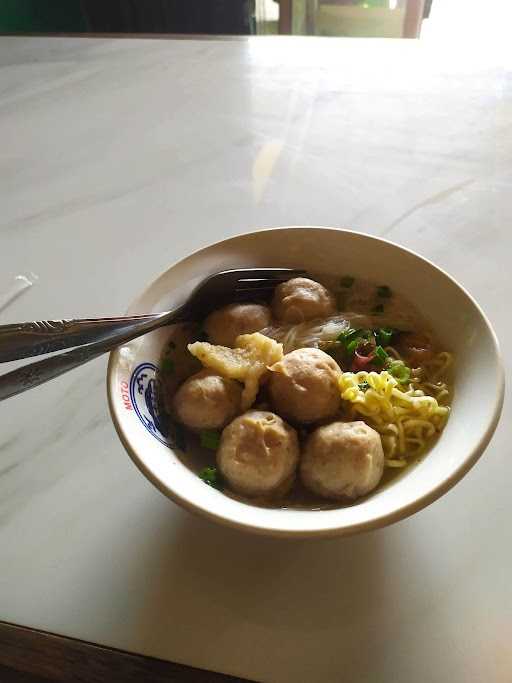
[{"xmin": 0, "ymin": 268, "xmax": 305, "ymax": 401}]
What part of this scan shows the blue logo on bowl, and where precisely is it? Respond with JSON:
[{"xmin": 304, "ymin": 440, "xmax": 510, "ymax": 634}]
[{"xmin": 129, "ymin": 362, "xmax": 174, "ymax": 447}]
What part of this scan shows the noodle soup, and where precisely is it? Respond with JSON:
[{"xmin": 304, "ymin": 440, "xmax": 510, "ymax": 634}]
[{"xmin": 157, "ymin": 274, "xmax": 452, "ymax": 510}]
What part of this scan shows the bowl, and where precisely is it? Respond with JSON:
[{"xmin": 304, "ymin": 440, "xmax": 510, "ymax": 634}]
[{"xmin": 107, "ymin": 227, "xmax": 504, "ymax": 538}]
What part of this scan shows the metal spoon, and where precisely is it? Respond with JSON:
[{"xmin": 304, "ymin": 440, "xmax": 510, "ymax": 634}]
[{"xmin": 0, "ymin": 267, "xmax": 305, "ymax": 401}]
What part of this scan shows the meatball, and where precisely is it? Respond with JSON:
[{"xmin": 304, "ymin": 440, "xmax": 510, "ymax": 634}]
[
  {"xmin": 272, "ymin": 277, "xmax": 336, "ymax": 323},
  {"xmin": 301, "ymin": 421, "xmax": 384, "ymax": 500},
  {"xmin": 204, "ymin": 303, "xmax": 271, "ymax": 347},
  {"xmin": 217, "ymin": 410, "xmax": 299, "ymax": 498},
  {"xmin": 268, "ymin": 348, "xmax": 341, "ymax": 423},
  {"xmin": 173, "ymin": 369, "xmax": 242, "ymax": 431}
]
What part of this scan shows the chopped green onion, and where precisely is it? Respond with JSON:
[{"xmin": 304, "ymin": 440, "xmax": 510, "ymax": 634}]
[
  {"xmin": 372, "ymin": 303, "xmax": 384, "ymax": 314},
  {"xmin": 388, "ymin": 361, "xmax": 411, "ymax": 384},
  {"xmin": 199, "ymin": 466, "xmax": 221, "ymax": 489},
  {"xmin": 337, "ymin": 328, "xmax": 365, "ymax": 344},
  {"xmin": 374, "ymin": 345, "xmax": 389, "ymax": 366},
  {"xmin": 199, "ymin": 430, "xmax": 221, "ymax": 451},
  {"xmin": 345, "ymin": 329, "xmax": 363, "ymax": 344},
  {"xmin": 160, "ymin": 357, "xmax": 174, "ymax": 373},
  {"xmin": 337, "ymin": 328, "xmax": 376, "ymax": 356},
  {"xmin": 377, "ymin": 285, "xmax": 392, "ymax": 298},
  {"xmin": 340, "ymin": 276, "xmax": 355, "ymax": 288},
  {"xmin": 358, "ymin": 381, "xmax": 370, "ymax": 392},
  {"xmin": 337, "ymin": 327, "xmax": 355, "ymax": 342},
  {"xmin": 376, "ymin": 327, "xmax": 393, "ymax": 346},
  {"xmin": 346, "ymin": 339, "xmax": 359, "ymax": 355}
]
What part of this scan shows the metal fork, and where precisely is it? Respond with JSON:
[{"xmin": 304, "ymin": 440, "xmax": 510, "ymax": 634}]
[{"xmin": 0, "ymin": 268, "xmax": 305, "ymax": 401}]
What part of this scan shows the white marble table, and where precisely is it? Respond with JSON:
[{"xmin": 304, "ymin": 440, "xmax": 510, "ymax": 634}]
[{"xmin": 0, "ymin": 35, "xmax": 510, "ymax": 683}]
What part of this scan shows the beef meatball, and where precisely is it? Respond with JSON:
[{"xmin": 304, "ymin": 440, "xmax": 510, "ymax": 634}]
[
  {"xmin": 272, "ymin": 277, "xmax": 336, "ymax": 323},
  {"xmin": 173, "ymin": 369, "xmax": 242, "ymax": 431},
  {"xmin": 204, "ymin": 303, "xmax": 271, "ymax": 347},
  {"xmin": 301, "ymin": 421, "xmax": 384, "ymax": 500},
  {"xmin": 217, "ymin": 410, "xmax": 299, "ymax": 498},
  {"xmin": 268, "ymin": 348, "xmax": 341, "ymax": 423}
]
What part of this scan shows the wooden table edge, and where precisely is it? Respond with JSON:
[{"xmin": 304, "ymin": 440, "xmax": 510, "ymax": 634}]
[{"xmin": 0, "ymin": 620, "xmax": 253, "ymax": 683}]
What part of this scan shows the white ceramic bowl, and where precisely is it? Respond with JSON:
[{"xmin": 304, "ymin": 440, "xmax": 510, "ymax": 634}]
[{"xmin": 107, "ymin": 227, "xmax": 504, "ymax": 538}]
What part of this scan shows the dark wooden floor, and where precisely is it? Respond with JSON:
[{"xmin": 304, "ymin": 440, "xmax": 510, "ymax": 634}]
[{"xmin": 0, "ymin": 622, "xmax": 252, "ymax": 683}]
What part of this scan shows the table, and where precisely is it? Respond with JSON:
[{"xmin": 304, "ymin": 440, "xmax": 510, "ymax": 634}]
[{"xmin": 0, "ymin": 35, "xmax": 510, "ymax": 683}]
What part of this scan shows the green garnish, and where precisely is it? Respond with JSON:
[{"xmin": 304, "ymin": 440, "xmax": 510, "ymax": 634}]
[
  {"xmin": 346, "ymin": 339, "xmax": 359, "ymax": 355},
  {"xmin": 377, "ymin": 285, "xmax": 392, "ymax": 298},
  {"xmin": 337, "ymin": 327, "xmax": 355, "ymax": 342},
  {"xmin": 199, "ymin": 466, "xmax": 222, "ymax": 489},
  {"xmin": 340, "ymin": 276, "xmax": 355, "ymax": 288},
  {"xmin": 376, "ymin": 327, "xmax": 393, "ymax": 346},
  {"xmin": 336, "ymin": 328, "xmax": 377, "ymax": 356},
  {"xmin": 160, "ymin": 357, "xmax": 174, "ymax": 373},
  {"xmin": 388, "ymin": 360, "xmax": 411, "ymax": 384},
  {"xmin": 372, "ymin": 303, "xmax": 384, "ymax": 314},
  {"xmin": 374, "ymin": 345, "xmax": 389, "ymax": 366},
  {"xmin": 199, "ymin": 430, "xmax": 221, "ymax": 451},
  {"xmin": 358, "ymin": 381, "xmax": 370, "ymax": 392},
  {"xmin": 337, "ymin": 328, "xmax": 365, "ymax": 344}
]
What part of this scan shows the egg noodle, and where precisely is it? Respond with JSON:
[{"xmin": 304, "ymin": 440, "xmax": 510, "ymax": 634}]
[{"xmin": 338, "ymin": 352, "xmax": 453, "ymax": 468}]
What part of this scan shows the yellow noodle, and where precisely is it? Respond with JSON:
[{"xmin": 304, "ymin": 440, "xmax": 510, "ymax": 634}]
[
  {"xmin": 339, "ymin": 360, "xmax": 451, "ymax": 466},
  {"xmin": 422, "ymin": 351, "xmax": 453, "ymax": 380}
]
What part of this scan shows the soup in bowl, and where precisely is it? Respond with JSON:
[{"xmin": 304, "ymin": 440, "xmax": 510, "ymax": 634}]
[{"xmin": 107, "ymin": 227, "xmax": 504, "ymax": 538}]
